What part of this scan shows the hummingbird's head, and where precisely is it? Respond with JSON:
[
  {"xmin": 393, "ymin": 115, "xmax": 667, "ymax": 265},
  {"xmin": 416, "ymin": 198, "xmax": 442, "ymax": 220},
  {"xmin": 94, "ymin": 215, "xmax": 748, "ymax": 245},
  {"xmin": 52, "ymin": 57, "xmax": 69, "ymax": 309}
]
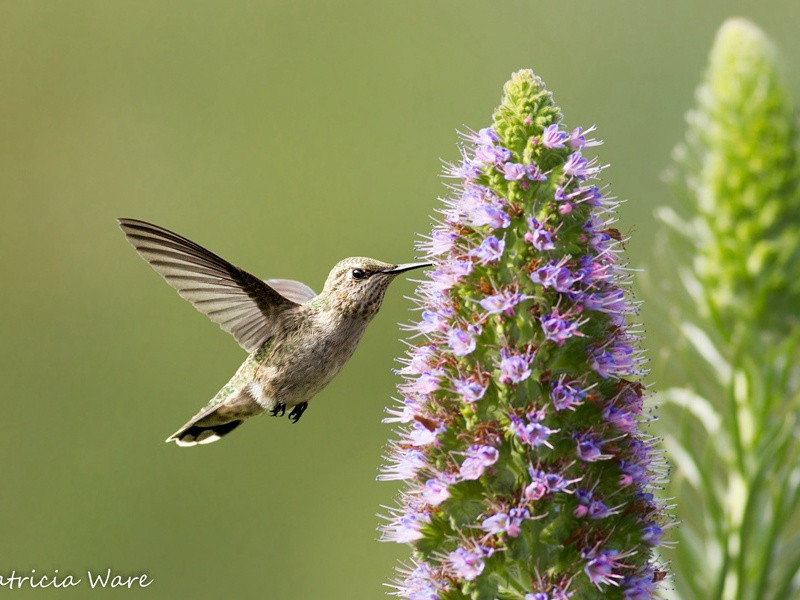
[{"xmin": 320, "ymin": 257, "xmax": 431, "ymax": 318}]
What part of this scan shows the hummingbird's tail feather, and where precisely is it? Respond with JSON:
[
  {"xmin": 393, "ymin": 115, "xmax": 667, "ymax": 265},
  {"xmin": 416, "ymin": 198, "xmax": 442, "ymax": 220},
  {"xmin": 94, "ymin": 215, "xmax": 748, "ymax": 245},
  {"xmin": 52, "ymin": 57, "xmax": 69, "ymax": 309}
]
[
  {"xmin": 165, "ymin": 386, "xmax": 265, "ymax": 447},
  {"xmin": 166, "ymin": 420, "xmax": 243, "ymax": 447}
]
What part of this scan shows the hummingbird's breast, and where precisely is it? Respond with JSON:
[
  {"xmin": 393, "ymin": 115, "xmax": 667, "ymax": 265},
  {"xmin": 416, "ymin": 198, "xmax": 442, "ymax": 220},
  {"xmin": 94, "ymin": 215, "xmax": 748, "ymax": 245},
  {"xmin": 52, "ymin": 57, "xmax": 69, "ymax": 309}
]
[{"xmin": 254, "ymin": 309, "xmax": 371, "ymax": 407}]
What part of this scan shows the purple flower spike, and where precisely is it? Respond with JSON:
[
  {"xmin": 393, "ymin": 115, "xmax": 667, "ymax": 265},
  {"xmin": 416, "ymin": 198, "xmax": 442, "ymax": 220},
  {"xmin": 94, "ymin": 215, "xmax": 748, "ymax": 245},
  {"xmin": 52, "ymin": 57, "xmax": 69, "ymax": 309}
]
[{"xmin": 382, "ymin": 70, "xmax": 668, "ymax": 598}]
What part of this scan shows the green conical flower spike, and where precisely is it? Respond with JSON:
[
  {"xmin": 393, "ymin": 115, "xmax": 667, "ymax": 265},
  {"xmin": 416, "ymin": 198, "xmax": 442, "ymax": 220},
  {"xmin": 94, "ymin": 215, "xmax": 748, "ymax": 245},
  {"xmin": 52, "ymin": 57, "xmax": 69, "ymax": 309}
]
[
  {"xmin": 669, "ymin": 17, "xmax": 800, "ymax": 342},
  {"xmin": 379, "ymin": 70, "xmax": 670, "ymax": 599},
  {"xmin": 658, "ymin": 19, "xmax": 800, "ymax": 600}
]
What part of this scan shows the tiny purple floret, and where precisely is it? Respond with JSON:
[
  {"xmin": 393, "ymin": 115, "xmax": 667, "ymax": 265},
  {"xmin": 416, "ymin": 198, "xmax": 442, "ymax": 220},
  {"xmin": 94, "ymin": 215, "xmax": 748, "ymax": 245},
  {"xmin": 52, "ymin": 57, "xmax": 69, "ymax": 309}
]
[{"xmin": 498, "ymin": 349, "xmax": 533, "ymax": 385}]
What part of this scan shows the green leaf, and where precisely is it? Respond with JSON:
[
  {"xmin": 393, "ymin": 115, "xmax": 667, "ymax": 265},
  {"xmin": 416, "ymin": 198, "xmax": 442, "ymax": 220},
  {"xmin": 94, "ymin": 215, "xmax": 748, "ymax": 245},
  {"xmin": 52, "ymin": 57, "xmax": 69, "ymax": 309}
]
[{"xmin": 470, "ymin": 576, "xmax": 499, "ymax": 600}]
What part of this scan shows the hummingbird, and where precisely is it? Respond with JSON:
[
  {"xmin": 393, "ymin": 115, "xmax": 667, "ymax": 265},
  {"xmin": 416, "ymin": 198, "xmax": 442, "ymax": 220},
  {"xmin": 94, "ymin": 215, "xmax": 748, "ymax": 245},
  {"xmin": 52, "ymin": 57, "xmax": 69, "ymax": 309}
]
[{"xmin": 118, "ymin": 218, "xmax": 430, "ymax": 447}]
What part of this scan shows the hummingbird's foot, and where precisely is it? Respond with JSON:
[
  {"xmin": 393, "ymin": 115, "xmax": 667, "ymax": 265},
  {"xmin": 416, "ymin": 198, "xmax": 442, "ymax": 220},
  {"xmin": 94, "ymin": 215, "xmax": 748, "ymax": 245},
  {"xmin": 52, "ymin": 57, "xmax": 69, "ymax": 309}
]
[
  {"xmin": 270, "ymin": 402, "xmax": 286, "ymax": 417},
  {"xmin": 288, "ymin": 402, "xmax": 308, "ymax": 424}
]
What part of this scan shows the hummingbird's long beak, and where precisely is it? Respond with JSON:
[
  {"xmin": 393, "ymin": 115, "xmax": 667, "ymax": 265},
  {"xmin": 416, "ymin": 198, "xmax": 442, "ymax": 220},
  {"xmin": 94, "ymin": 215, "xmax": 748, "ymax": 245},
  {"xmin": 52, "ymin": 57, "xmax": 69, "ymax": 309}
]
[{"xmin": 382, "ymin": 262, "xmax": 432, "ymax": 275}]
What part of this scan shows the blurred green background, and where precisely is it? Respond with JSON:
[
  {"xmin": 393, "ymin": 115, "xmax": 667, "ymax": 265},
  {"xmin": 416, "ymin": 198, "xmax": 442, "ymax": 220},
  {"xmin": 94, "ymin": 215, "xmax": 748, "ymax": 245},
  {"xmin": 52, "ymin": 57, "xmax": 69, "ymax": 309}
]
[{"xmin": 1, "ymin": 1, "xmax": 798, "ymax": 598}]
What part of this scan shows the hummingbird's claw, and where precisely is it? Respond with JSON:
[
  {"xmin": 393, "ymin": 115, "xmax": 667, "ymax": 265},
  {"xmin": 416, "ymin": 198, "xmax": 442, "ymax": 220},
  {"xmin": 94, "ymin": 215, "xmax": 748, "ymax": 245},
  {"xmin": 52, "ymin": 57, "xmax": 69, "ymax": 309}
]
[
  {"xmin": 270, "ymin": 402, "xmax": 286, "ymax": 417},
  {"xmin": 288, "ymin": 402, "xmax": 308, "ymax": 424}
]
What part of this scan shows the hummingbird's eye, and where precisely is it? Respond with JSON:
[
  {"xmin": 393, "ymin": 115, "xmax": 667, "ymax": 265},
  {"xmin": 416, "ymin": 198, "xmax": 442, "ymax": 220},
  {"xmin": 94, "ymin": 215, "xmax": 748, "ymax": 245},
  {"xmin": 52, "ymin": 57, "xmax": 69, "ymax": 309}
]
[{"xmin": 351, "ymin": 268, "xmax": 366, "ymax": 280}]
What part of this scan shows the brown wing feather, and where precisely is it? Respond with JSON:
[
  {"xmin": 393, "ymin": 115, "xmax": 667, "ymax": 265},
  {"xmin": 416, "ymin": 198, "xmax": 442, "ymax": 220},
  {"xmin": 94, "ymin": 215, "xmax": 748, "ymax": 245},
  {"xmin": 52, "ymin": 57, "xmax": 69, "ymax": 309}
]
[{"xmin": 118, "ymin": 218, "xmax": 299, "ymax": 352}]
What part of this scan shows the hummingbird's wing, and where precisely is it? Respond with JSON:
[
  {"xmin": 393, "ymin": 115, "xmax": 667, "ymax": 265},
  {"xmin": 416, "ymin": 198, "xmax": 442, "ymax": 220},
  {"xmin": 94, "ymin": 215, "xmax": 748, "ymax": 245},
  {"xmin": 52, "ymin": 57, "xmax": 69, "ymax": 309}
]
[
  {"xmin": 264, "ymin": 278, "xmax": 317, "ymax": 303},
  {"xmin": 118, "ymin": 218, "xmax": 300, "ymax": 353}
]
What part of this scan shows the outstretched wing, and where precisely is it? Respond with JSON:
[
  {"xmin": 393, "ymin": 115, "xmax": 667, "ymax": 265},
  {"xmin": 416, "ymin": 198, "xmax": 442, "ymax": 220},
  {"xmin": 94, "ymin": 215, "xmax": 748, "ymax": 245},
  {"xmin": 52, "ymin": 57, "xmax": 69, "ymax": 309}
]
[{"xmin": 118, "ymin": 218, "xmax": 300, "ymax": 353}]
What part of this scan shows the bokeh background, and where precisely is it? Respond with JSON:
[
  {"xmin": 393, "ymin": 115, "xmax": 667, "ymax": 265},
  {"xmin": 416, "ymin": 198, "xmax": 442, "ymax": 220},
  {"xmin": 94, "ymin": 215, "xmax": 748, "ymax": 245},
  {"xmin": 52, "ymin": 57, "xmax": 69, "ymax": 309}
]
[{"xmin": 1, "ymin": 1, "xmax": 798, "ymax": 598}]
